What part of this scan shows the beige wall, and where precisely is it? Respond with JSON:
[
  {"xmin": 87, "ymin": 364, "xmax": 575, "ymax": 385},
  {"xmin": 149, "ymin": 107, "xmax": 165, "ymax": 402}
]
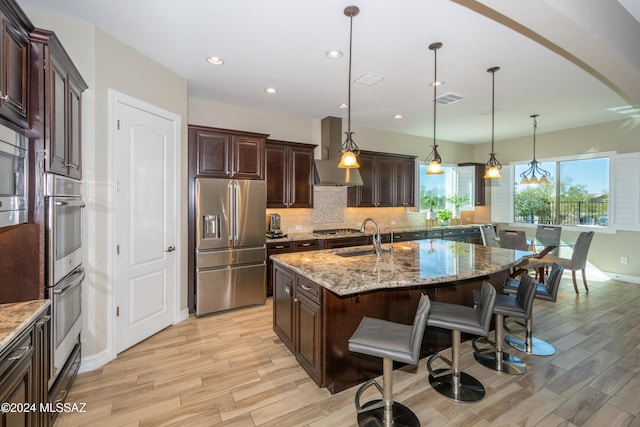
[
  {"xmin": 472, "ymin": 117, "xmax": 640, "ymax": 277},
  {"xmin": 25, "ymin": 9, "xmax": 189, "ymax": 360}
]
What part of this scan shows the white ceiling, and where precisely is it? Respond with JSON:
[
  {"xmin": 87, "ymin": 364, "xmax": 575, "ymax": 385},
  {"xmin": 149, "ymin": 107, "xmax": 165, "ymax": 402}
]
[{"xmin": 17, "ymin": 0, "xmax": 640, "ymax": 145}]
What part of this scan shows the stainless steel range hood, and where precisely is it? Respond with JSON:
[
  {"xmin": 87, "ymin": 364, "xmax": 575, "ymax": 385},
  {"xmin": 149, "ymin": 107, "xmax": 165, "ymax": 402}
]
[{"xmin": 314, "ymin": 116, "xmax": 363, "ymax": 186}]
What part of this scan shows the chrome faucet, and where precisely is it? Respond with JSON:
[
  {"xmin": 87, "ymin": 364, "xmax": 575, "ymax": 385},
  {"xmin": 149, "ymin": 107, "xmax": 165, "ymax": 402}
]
[{"xmin": 360, "ymin": 217, "xmax": 382, "ymax": 256}]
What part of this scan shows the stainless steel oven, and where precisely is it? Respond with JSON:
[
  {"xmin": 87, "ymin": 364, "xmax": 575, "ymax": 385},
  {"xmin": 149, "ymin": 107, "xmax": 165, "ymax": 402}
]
[
  {"xmin": 45, "ymin": 174, "xmax": 83, "ymax": 285},
  {"xmin": 0, "ymin": 126, "xmax": 27, "ymax": 228},
  {"xmin": 44, "ymin": 173, "xmax": 84, "ymax": 387},
  {"xmin": 49, "ymin": 266, "xmax": 83, "ymax": 387}
]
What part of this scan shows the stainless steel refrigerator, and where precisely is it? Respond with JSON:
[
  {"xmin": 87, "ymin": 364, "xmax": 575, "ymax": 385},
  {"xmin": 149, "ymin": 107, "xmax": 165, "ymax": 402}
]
[{"xmin": 195, "ymin": 178, "xmax": 267, "ymax": 316}]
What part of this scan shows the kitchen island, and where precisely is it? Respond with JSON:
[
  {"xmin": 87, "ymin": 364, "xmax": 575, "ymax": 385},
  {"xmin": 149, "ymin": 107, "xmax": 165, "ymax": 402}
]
[{"xmin": 271, "ymin": 239, "xmax": 534, "ymax": 393}]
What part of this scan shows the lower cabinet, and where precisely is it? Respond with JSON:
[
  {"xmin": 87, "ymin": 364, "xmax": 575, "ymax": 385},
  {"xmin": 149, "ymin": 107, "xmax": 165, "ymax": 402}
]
[
  {"xmin": 266, "ymin": 239, "xmax": 320, "ymax": 297},
  {"xmin": 272, "ymin": 264, "xmax": 323, "ymax": 386},
  {"xmin": 0, "ymin": 307, "xmax": 49, "ymax": 427}
]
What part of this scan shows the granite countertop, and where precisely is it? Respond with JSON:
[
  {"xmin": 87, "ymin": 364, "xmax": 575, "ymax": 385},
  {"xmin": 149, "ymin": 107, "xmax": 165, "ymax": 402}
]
[
  {"xmin": 0, "ymin": 300, "xmax": 50, "ymax": 352},
  {"xmin": 266, "ymin": 224, "xmax": 482, "ymax": 243},
  {"xmin": 271, "ymin": 239, "xmax": 534, "ymax": 296}
]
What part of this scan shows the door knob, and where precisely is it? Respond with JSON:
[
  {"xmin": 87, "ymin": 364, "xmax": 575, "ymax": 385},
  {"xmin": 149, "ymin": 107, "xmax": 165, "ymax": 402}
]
[{"xmin": 165, "ymin": 245, "xmax": 176, "ymax": 252}]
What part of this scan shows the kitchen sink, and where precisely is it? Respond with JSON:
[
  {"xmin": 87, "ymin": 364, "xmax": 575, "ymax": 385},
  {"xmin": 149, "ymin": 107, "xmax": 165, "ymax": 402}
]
[{"xmin": 335, "ymin": 248, "xmax": 392, "ymax": 257}]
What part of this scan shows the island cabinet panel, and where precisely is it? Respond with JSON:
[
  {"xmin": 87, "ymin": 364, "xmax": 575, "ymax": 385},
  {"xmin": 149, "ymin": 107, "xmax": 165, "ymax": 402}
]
[
  {"xmin": 189, "ymin": 125, "xmax": 268, "ymax": 180},
  {"xmin": 273, "ymin": 266, "xmax": 295, "ymax": 350},
  {"xmin": 347, "ymin": 151, "xmax": 416, "ymax": 207},
  {"xmin": 267, "ymin": 239, "xmax": 319, "ymax": 297},
  {"xmin": 266, "ymin": 140, "xmax": 316, "ymax": 208},
  {"xmin": 273, "ymin": 262, "xmax": 510, "ymax": 394}
]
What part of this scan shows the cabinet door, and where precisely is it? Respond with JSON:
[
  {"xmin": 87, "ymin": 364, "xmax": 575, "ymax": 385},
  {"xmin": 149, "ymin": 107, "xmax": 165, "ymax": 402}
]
[
  {"xmin": 295, "ymin": 293, "xmax": 321, "ymax": 384},
  {"xmin": 289, "ymin": 145, "xmax": 314, "ymax": 208},
  {"xmin": 376, "ymin": 156, "xmax": 395, "ymax": 207},
  {"xmin": 266, "ymin": 143, "xmax": 288, "ymax": 207},
  {"xmin": 353, "ymin": 153, "xmax": 376, "ymax": 207},
  {"xmin": 195, "ymin": 129, "xmax": 231, "ymax": 177},
  {"xmin": 232, "ymin": 135, "xmax": 264, "ymax": 179},
  {"xmin": 0, "ymin": 13, "xmax": 29, "ymax": 128},
  {"xmin": 273, "ymin": 266, "xmax": 295, "ymax": 350},
  {"xmin": 396, "ymin": 158, "xmax": 415, "ymax": 207},
  {"xmin": 47, "ymin": 56, "xmax": 69, "ymax": 176},
  {"xmin": 67, "ymin": 79, "xmax": 83, "ymax": 179}
]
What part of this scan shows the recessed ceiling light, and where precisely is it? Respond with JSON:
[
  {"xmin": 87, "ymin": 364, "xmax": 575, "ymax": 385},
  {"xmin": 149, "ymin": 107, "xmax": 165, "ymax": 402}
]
[
  {"xmin": 325, "ymin": 50, "xmax": 343, "ymax": 59},
  {"xmin": 338, "ymin": 103, "xmax": 348, "ymax": 109},
  {"xmin": 206, "ymin": 56, "xmax": 224, "ymax": 65},
  {"xmin": 264, "ymin": 87, "xmax": 278, "ymax": 94},
  {"xmin": 393, "ymin": 114, "xmax": 403, "ymax": 119}
]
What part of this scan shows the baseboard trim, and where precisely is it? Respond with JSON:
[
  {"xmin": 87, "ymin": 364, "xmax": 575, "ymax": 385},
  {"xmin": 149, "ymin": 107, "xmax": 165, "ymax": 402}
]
[
  {"xmin": 602, "ymin": 271, "xmax": 640, "ymax": 284},
  {"xmin": 79, "ymin": 348, "xmax": 112, "ymax": 374}
]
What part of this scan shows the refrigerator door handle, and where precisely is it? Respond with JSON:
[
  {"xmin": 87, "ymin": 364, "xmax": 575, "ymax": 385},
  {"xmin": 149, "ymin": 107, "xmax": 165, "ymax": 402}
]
[
  {"xmin": 228, "ymin": 183, "xmax": 234, "ymax": 242},
  {"xmin": 234, "ymin": 182, "xmax": 240, "ymax": 242}
]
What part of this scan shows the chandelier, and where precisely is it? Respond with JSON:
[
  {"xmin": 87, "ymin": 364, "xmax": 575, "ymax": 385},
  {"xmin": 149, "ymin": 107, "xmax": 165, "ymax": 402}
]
[
  {"xmin": 425, "ymin": 42, "xmax": 444, "ymax": 175},
  {"xmin": 484, "ymin": 66, "xmax": 502, "ymax": 179},
  {"xmin": 520, "ymin": 114, "xmax": 550, "ymax": 184},
  {"xmin": 338, "ymin": 5, "xmax": 361, "ymax": 169}
]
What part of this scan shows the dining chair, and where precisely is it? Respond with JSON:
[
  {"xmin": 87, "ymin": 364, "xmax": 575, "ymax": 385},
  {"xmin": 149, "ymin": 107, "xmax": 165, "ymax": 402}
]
[
  {"xmin": 479, "ymin": 224, "xmax": 499, "ymax": 247},
  {"xmin": 498, "ymin": 229, "xmax": 528, "ymax": 250},
  {"xmin": 535, "ymin": 225, "xmax": 562, "ymax": 256},
  {"xmin": 536, "ymin": 231, "xmax": 594, "ymax": 294}
]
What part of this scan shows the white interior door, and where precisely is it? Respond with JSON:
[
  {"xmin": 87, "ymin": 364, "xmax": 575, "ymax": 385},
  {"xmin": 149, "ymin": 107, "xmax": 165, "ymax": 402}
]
[{"xmin": 114, "ymin": 98, "xmax": 178, "ymax": 353}]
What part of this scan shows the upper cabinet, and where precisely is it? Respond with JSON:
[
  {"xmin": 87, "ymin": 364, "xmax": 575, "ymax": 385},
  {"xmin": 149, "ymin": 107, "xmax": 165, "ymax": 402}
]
[
  {"xmin": 31, "ymin": 29, "xmax": 88, "ymax": 180},
  {"xmin": 348, "ymin": 151, "xmax": 416, "ymax": 207},
  {"xmin": 458, "ymin": 162, "xmax": 486, "ymax": 206},
  {"xmin": 0, "ymin": 1, "xmax": 32, "ymax": 129},
  {"xmin": 266, "ymin": 139, "xmax": 316, "ymax": 208},
  {"xmin": 189, "ymin": 125, "xmax": 267, "ymax": 180}
]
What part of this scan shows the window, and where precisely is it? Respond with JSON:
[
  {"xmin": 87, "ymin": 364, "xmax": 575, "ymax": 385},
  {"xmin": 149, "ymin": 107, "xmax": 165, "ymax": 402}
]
[
  {"xmin": 418, "ymin": 163, "xmax": 474, "ymax": 212},
  {"xmin": 513, "ymin": 157, "xmax": 609, "ymax": 227}
]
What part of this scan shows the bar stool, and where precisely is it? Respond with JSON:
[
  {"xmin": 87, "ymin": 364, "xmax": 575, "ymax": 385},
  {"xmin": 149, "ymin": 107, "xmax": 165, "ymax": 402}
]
[
  {"xmin": 472, "ymin": 273, "xmax": 537, "ymax": 375},
  {"xmin": 503, "ymin": 263, "xmax": 564, "ymax": 356},
  {"xmin": 348, "ymin": 294, "xmax": 430, "ymax": 427},
  {"xmin": 426, "ymin": 282, "xmax": 496, "ymax": 402}
]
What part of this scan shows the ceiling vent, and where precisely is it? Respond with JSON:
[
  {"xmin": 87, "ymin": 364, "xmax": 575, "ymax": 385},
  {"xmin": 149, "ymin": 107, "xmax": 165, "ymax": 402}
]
[
  {"xmin": 354, "ymin": 73, "xmax": 384, "ymax": 86},
  {"xmin": 430, "ymin": 92, "xmax": 463, "ymax": 105}
]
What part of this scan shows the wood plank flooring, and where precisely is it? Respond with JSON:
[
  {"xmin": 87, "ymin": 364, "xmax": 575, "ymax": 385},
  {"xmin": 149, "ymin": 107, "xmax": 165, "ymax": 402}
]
[{"xmin": 54, "ymin": 276, "xmax": 640, "ymax": 426}]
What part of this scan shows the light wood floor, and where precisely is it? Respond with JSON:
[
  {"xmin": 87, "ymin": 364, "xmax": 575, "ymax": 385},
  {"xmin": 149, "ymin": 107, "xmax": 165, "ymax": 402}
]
[{"xmin": 54, "ymin": 275, "xmax": 640, "ymax": 427}]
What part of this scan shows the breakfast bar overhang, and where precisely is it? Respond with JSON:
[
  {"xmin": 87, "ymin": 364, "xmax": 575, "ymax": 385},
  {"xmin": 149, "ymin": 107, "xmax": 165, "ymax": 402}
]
[{"xmin": 271, "ymin": 239, "xmax": 535, "ymax": 394}]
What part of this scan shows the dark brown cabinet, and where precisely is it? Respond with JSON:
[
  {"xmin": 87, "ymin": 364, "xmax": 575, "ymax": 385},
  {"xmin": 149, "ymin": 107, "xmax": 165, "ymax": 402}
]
[
  {"xmin": 348, "ymin": 151, "xmax": 416, "ymax": 207},
  {"xmin": 273, "ymin": 264, "xmax": 323, "ymax": 386},
  {"xmin": 31, "ymin": 30, "xmax": 88, "ymax": 179},
  {"xmin": 458, "ymin": 162, "xmax": 486, "ymax": 206},
  {"xmin": 189, "ymin": 125, "xmax": 267, "ymax": 180},
  {"xmin": 266, "ymin": 140, "xmax": 316, "ymax": 208},
  {"xmin": 0, "ymin": 1, "xmax": 31, "ymax": 129},
  {"xmin": 0, "ymin": 307, "xmax": 49, "ymax": 427},
  {"xmin": 266, "ymin": 239, "xmax": 319, "ymax": 296}
]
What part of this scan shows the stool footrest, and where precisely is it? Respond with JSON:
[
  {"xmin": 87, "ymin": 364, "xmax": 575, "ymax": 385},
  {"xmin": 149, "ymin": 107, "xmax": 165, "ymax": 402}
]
[{"xmin": 354, "ymin": 379, "xmax": 384, "ymax": 413}]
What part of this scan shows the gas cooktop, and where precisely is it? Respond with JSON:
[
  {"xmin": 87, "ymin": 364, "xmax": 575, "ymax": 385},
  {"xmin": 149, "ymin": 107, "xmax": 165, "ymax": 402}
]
[{"xmin": 312, "ymin": 228, "xmax": 363, "ymax": 236}]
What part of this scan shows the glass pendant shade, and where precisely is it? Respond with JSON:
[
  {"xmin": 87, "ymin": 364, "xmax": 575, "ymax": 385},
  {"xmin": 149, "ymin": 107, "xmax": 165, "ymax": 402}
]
[
  {"xmin": 484, "ymin": 165, "xmax": 502, "ymax": 179},
  {"xmin": 338, "ymin": 150, "xmax": 360, "ymax": 168},
  {"xmin": 426, "ymin": 160, "xmax": 444, "ymax": 174}
]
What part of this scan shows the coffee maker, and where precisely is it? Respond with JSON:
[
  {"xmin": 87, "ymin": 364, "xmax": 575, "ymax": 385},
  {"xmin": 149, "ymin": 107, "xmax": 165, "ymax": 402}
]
[{"xmin": 266, "ymin": 213, "xmax": 285, "ymax": 238}]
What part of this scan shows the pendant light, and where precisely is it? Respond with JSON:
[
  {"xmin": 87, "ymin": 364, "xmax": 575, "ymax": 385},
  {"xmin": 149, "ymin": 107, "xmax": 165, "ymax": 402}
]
[
  {"xmin": 425, "ymin": 42, "xmax": 444, "ymax": 175},
  {"xmin": 484, "ymin": 66, "xmax": 502, "ymax": 179},
  {"xmin": 519, "ymin": 114, "xmax": 551, "ymax": 184},
  {"xmin": 338, "ymin": 5, "xmax": 360, "ymax": 169}
]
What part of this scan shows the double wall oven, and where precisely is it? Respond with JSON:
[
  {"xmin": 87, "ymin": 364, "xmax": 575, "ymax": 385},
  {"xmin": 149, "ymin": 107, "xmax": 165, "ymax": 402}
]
[{"xmin": 45, "ymin": 173, "xmax": 84, "ymax": 389}]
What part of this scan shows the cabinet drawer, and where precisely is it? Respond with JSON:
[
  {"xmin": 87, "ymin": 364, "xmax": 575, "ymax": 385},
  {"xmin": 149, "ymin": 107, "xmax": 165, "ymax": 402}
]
[
  {"xmin": 426, "ymin": 230, "xmax": 443, "ymax": 239},
  {"xmin": 267, "ymin": 241, "xmax": 294, "ymax": 253},
  {"xmin": 404, "ymin": 231, "xmax": 429, "ymax": 240},
  {"xmin": 294, "ymin": 240, "xmax": 319, "ymax": 251},
  {"xmin": 296, "ymin": 277, "xmax": 321, "ymax": 304},
  {"xmin": 323, "ymin": 236, "xmax": 370, "ymax": 249},
  {"xmin": 0, "ymin": 326, "xmax": 33, "ymax": 379}
]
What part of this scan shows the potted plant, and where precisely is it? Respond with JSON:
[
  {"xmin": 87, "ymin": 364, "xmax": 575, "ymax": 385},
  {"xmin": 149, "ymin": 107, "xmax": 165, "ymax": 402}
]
[
  {"xmin": 448, "ymin": 194, "xmax": 469, "ymax": 218},
  {"xmin": 424, "ymin": 197, "xmax": 436, "ymax": 220},
  {"xmin": 436, "ymin": 209, "xmax": 452, "ymax": 226}
]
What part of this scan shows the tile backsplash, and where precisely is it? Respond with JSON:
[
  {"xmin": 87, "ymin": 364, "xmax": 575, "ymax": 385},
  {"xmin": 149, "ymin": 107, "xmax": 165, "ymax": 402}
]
[{"xmin": 266, "ymin": 187, "xmax": 477, "ymax": 234}]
